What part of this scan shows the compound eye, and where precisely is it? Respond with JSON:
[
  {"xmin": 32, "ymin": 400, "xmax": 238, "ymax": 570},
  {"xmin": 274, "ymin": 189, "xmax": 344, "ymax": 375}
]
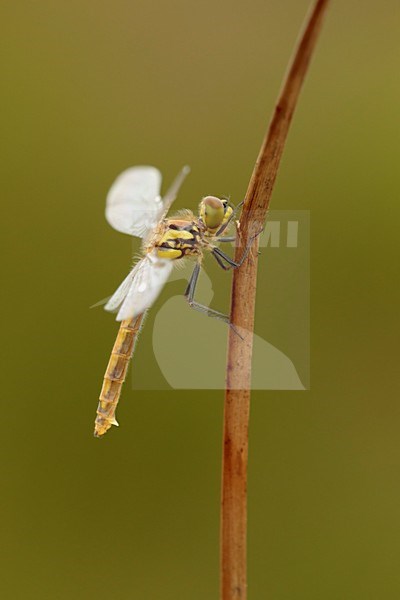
[{"xmin": 200, "ymin": 196, "xmax": 224, "ymax": 230}]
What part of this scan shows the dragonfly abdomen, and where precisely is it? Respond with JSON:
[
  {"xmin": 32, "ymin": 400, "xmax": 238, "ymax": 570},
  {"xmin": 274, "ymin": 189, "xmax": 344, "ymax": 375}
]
[{"xmin": 94, "ymin": 314, "xmax": 144, "ymax": 437}]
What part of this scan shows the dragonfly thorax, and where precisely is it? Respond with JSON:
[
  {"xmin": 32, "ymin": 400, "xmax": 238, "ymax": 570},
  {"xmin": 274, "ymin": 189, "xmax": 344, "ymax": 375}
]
[{"xmin": 154, "ymin": 219, "xmax": 203, "ymax": 260}]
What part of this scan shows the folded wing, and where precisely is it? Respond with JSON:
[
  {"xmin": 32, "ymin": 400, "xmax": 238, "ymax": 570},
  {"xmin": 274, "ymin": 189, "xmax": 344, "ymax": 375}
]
[
  {"xmin": 105, "ymin": 166, "xmax": 163, "ymax": 238},
  {"xmin": 105, "ymin": 165, "xmax": 191, "ymax": 239},
  {"xmin": 105, "ymin": 250, "xmax": 174, "ymax": 321},
  {"xmin": 158, "ymin": 165, "xmax": 190, "ymax": 220}
]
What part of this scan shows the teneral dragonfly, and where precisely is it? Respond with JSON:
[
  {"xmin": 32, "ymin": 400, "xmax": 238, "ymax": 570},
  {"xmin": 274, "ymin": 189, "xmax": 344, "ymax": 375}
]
[{"xmin": 94, "ymin": 165, "xmax": 253, "ymax": 437}]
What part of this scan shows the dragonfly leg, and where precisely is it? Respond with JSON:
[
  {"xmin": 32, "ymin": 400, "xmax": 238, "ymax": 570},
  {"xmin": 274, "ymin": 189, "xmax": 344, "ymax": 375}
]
[
  {"xmin": 212, "ymin": 250, "xmax": 231, "ymax": 271},
  {"xmin": 184, "ymin": 262, "xmax": 243, "ymax": 338},
  {"xmin": 218, "ymin": 236, "xmax": 236, "ymax": 243},
  {"xmin": 212, "ymin": 228, "xmax": 262, "ymax": 270},
  {"xmin": 211, "ymin": 239, "xmax": 253, "ymax": 271}
]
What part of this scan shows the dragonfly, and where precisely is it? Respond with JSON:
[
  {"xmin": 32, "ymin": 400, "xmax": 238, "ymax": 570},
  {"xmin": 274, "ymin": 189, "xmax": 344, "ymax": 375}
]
[{"xmin": 94, "ymin": 165, "xmax": 255, "ymax": 437}]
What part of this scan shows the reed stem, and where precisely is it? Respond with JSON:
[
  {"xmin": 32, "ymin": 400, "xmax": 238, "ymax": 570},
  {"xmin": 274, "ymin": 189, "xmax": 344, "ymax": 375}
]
[{"xmin": 220, "ymin": 2, "xmax": 331, "ymax": 598}]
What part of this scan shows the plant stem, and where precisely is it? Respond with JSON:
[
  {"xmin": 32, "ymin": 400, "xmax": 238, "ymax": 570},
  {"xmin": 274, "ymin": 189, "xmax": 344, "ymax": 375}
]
[{"xmin": 220, "ymin": 1, "xmax": 330, "ymax": 598}]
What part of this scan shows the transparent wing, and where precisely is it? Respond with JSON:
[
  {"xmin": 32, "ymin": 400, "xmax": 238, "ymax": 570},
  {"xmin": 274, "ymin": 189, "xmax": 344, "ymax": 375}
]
[
  {"xmin": 105, "ymin": 251, "xmax": 174, "ymax": 321},
  {"xmin": 105, "ymin": 166, "xmax": 163, "ymax": 237},
  {"xmin": 158, "ymin": 165, "xmax": 191, "ymax": 220},
  {"xmin": 103, "ymin": 268, "xmax": 137, "ymax": 313}
]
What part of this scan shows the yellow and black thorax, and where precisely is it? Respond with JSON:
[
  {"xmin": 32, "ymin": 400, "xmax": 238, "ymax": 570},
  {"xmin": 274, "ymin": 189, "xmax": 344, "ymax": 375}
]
[{"xmin": 154, "ymin": 219, "xmax": 203, "ymax": 260}]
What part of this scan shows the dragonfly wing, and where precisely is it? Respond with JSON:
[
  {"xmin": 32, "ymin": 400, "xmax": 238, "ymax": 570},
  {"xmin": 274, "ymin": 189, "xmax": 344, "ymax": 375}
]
[
  {"xmin": 105, "ymin": 166, "xmax": 163, "ymax": 237},
  {"xmin": 116, "ymin": 251, "xmax": 174, "ymax": 321},
  {"xmin": 104, "ymin": 267, "xmax": 138, "ymax": 313},
  {"xmin": 158, "ymin": 165, "xmax": 190, "ymax": 219}
]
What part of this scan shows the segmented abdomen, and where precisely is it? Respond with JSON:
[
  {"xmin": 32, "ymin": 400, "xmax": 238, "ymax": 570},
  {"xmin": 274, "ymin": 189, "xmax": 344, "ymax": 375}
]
[{"xmin": 94, "ymin": 314, "xmax": 145, "ymax": 437}]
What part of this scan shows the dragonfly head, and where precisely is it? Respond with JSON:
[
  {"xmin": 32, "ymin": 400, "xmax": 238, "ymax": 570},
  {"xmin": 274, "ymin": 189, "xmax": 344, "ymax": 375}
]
[{"xmin": 200, "ymin": 196, "xmax": 233, "ymax": 235}]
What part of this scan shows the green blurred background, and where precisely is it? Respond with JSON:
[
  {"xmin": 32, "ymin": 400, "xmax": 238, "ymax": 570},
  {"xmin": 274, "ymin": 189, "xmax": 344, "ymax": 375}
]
[{"xmin": 2, "ymin": 0, "xmax": 400, "ymax": 598}]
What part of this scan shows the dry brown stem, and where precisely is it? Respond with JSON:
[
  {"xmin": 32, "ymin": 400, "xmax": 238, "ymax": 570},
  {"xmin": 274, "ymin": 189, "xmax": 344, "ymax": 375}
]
[{"xmin": 220, "ymin": 2, "xmax": 331, "ymax": 598}]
